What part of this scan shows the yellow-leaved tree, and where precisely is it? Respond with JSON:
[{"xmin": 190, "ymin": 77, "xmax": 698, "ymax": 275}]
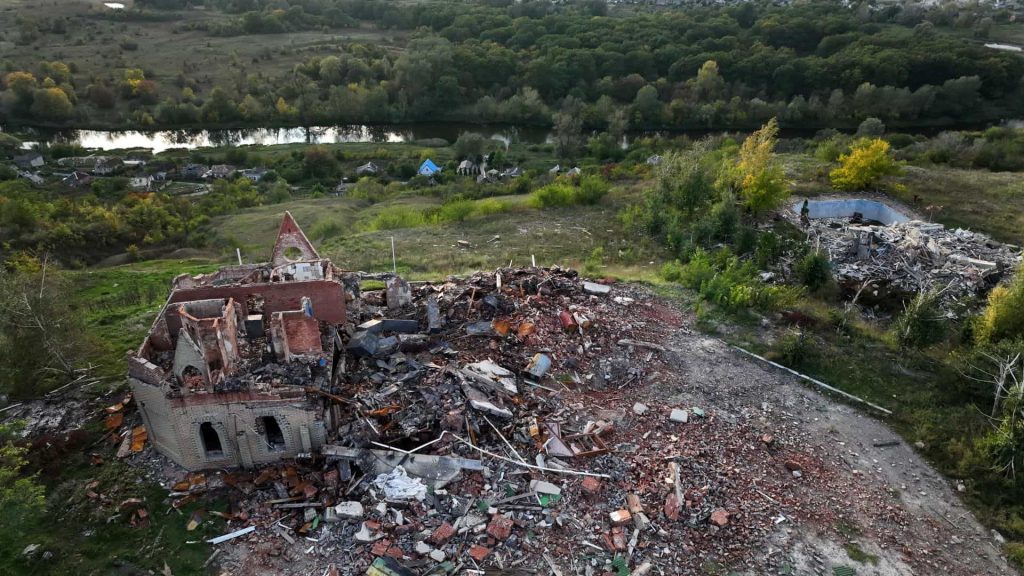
[
  {"xmin": 733, "ymin": 117, "xmax": 789, "ymax": 217},
  {"xmin": 976, "ymin": 266, "xmax": 1024, "ymax": 345},
  {"xmin": 829, "ymin": 138, "xmax": 901, "ymax": 191}
]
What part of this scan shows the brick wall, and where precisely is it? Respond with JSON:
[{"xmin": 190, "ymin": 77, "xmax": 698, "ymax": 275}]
[{"xmin": 132, "ymin": 378, "xmax": 326, "ymax": 470}]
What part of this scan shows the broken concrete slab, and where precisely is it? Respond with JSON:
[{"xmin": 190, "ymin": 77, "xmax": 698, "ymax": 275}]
[
  {"xmin": 462, "ymin": 360, "xmax": 518, "ymax": 395},
  {"xmin": 322, "ymin": 446, "xmax": 485, "ymax": 488},
  {"xmin": 583, "ymin": 281, "xmax": 611, "ymax": 296},
  {"xmin": 462, "ymin": 384, "xmax": 514, "ymax": 419},
  {"xmin": 348, "ymin": 331, "xmax": 379, "ymax": 357},
  {"xmin": 334, "ymin": 501, "xmax": 364, "ymax": 519},
  {"xmin": 425, "ymin": 295, "xmax": 443, "ymax": 333},
  {"xmin": 670, "ymin": 409, "xmax": 689, "ymax": 423},
  {"xmin": 529, "ymin": 479, "xmax": 562, "ymax": 495}
]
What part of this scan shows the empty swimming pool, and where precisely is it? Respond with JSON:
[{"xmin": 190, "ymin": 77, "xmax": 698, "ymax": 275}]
[{"xmin": 794, "ymin": 198, "xmax": 910, "ymax": 225}]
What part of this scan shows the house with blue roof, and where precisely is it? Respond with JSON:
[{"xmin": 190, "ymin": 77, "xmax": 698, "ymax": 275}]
[{"xmin": 418, "ymin": 159, "xmax": 441, "ymax": 176}]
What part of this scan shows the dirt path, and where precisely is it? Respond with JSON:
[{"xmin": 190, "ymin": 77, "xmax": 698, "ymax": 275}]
[{"xmin": 646, "ymin": 312, "xmax": 1012, "ymax": 575}]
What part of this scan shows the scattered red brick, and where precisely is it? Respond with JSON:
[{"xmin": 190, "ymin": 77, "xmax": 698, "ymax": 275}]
[
  {"xmin": 581, "ymin": 476, "xmax": 602, "ymax": 496},
  {"xmin": 710, "ymin": 509, "xmax": 730, "ymax": 527},
  {"xmin": 427, "ymin": 522, "xmax": 455, "ymax": 545},
  {"xmin": 610, "ymin": 509, "xmax": 632, "ymax": 526},
  {"xmin": 664, "ymin": 493, "xmax": 681, "ymax": 521},
  {"xmin": 486, "ymin": 515, "xmax": 514, "ymax": 541},
  {"xmin": 371, "ymin": 539, "xmax": 392, "ymax": 557},
  {"xmin": 468, "ymin": 544, "xmax": 491, "ymax": 562}
]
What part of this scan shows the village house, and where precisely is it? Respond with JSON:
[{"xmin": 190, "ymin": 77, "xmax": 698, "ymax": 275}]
[
  {"xmin": 418, "ymin": 159, "xmax": 441, "ymax": 176},
  {"xmin": 62, "ymin": 170, "xmax": 93, "ymax": 188},
  {"xmin": 457, "ymin": 160, "xmax": 479, "ymax": 175},
  {"xmin": 128, "ymin": 213, "xmax": 350, "ymax": 470},
  {"xmin": 17, "ymin": 171, "xmax": 44, "ymax": 186},
  {"xmin": 239, "ymin": 167, "xmax": 269, "ymax": 182},
  {"xmin": 130, "ymin": 175, "xmax": 155, "ymax": 191},
  {"xmin": 205, "ymin": 164, "xmax": 237, "ymax": 180},
  {"xmin": 182, "ymin": 164, "xmax": 209, "ymax": 180},
  {"xmin": 93, "ymin": 157, "xmax": 124, "ymax": 176}
]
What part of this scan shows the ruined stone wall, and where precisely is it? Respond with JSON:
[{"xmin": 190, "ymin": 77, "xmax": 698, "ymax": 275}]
[
  {"xmin": 270, "ymin": 309, "xmax": 322, "ymax": 361},
  {"xmin": 132, "ymin": 378, "xmax": 327, "ymax": 470},
  {"xmin": 155, "ymin": 280, "xmax": 344, "ymax": 350}
]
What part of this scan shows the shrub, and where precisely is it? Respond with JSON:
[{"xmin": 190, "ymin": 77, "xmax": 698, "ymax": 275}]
[
  {"xmin": 976, "ymin": 267, "xmax": 1024, "ymax": 345},
  {"xmin": 584, "ymin": 247, "xmax": 604, "ymax": 275},
  {"xmin": 660, "ymin": 248, "xmax": 801, "ymax": 312},
  {"xmin": 856, "ymin": 117, "xmax": 885, "ymax": 137},
  {"xmin": 433, "ymin": 198, "xmax": 475, "ymax": 223},
  {"xmin": 796, "ymin": 251, "xmax": 832, "ymax": 292},
  {"xmin": 475, "ymin": 198, "xmax": 513, "ymax": 216},
  {"xmin": 362, "ymin": 206, "xmax": 428, "ymax": 231},
  {"xmin": 892, "ymin": 290, "xmax": 947, "ymax": 349},
  {"xmin": 576, "ymin": 176, "xmax": 610, "ymax": 205},
  {"xmin": 529, "ymin": 176, "xmax": 609, "ymax": 208},
  {"xmin": 772, "ymin": 330, "xmax": 817, "ymax": 370},
  {"xmin": 310, "ymin": 219, "xmax": 344, "ymax": 241}
]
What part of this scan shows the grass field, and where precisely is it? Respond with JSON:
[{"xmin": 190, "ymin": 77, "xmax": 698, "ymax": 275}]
[{"xmin": 208, "ymin": 183, "xmax": 667, "ymax": 278}]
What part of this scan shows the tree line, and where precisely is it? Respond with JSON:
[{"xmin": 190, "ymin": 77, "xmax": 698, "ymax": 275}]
[{"xmin": 1, "ymin": 0, "xmax": 1022, "ymax": 131}]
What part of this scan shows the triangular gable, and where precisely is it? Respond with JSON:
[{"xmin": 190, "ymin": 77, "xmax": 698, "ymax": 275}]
[
  {"xmin": 418, "ymin": 159, "xmax": 439, "ymax": 175},
  {"xmin": 271, "ymin": 211, "xmax": 320, "ymax": 267}
]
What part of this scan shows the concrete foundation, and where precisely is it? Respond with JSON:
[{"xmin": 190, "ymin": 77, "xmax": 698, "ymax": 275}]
[{"xmin": 794, "ymin": 198, "xmax": 909, "ymax": 225}]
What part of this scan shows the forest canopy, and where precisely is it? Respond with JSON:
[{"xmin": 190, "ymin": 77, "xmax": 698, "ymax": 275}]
[{"xmin": 1, "ymin": 0, "xmax": 1021, "ymax": 130}]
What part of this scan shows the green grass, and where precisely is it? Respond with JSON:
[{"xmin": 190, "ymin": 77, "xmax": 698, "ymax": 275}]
[
  {"xmin": 74, "ymin": 259, "xmax": 219, "ymax": 377},
  {"xmin": 208, "ymin": 196, "xmax": 367, "ymax": 260},
  {"xmin": 781, "ymin": 153, "xmax": 1024, "ymax": 244},
  {"xmin": 3, "ymin": 456, "xmax": 224, "ymax": 576}
]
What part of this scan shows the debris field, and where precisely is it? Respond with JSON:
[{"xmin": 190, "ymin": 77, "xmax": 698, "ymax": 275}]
[
  {"xmin": 802, "ymin": 216, "xmax": 1020, "ymax": 309},
  {"xmin": 102, "ymin": 266, "xmax": 1010, "ymax": 576}
]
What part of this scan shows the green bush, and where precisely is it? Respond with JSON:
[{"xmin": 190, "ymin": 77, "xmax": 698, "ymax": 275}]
[
  {"xmin": 796, "ymin": 251, "xmax": 832, "ymax": 292},
  {"xmin": 310, "ymin": 219, "xmax": 344, "ymax": 241},
  {"xmin": 770, "ymin": 330, "xmax": 818, "ymax": 370},
  {"xmin": 892, "ymin": 290, "xmax": 947, "ymax": 349},
  {"xmin": 529, "ymin": 182, "xmax": 576, "ymax": 208},
  {"xmin": 584, "ymin": 247, "xmax": 604, "ymax": 275},
  {"xmin": 475, "ymin": 198, "xmax": 514, "ymax": 216},
  {"xmin": 362, "ymin": 206, "xmax": 428, "ymax": 231},
  {"xmin": 977, "ymin": 267, "xmax": 1024, "ymax": 345},
  {"xmin": 433, "ymin": 198, "xmax": 475, "ymax": 223},
  {"xmin": 660, "ymin": 248, "xmax": 802, "ymax": 312},
  {"xmin": 529, "ymin": 176, "xmax": 609, "ymax": 208}
]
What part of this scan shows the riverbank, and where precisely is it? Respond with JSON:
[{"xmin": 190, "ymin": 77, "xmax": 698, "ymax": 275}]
[{"xmin": 4, "ymin": 116, "xmax": 1020, "ymax": 153}]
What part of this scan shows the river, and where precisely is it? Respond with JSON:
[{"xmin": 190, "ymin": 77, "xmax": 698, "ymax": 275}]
[
  {"xmin": 12, "ymin": 124, "xmax": 556, "ymax": 153},
  {"xmin": 7, "ymin": 119, "xmax": 1021, "ymax": 153}
]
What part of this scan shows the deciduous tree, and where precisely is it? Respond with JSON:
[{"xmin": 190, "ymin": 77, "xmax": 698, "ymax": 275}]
[{"xmin": 829, "ymin": 138, "xmax": 901, "ymax": 191}]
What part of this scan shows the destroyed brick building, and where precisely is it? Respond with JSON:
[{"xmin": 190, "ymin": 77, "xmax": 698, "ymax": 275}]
[
  {"xmin": 792, "ymin": 197, "xmax": 1022, "ymax": 309},
  {"xmin": 112, "ymin": 210, "xmax": 1015, "ymax": 575},
  {"xmin": 128, "ymin": 213, "xmax": 349, "ymax": 470}
]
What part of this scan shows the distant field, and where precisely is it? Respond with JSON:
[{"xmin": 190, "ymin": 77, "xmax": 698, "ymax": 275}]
[{"xmin": 0, "ymin": 0, "xmax": 403, "ymax": 125}]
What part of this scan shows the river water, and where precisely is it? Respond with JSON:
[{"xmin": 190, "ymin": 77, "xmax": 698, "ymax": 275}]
[
  {"xmin": 7, "ymin": 119, "xmax": 1020, "ymax": 153},
  {"xmin": 13, "ymin": 124, "xmax": 556, "ymax": 153}
]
